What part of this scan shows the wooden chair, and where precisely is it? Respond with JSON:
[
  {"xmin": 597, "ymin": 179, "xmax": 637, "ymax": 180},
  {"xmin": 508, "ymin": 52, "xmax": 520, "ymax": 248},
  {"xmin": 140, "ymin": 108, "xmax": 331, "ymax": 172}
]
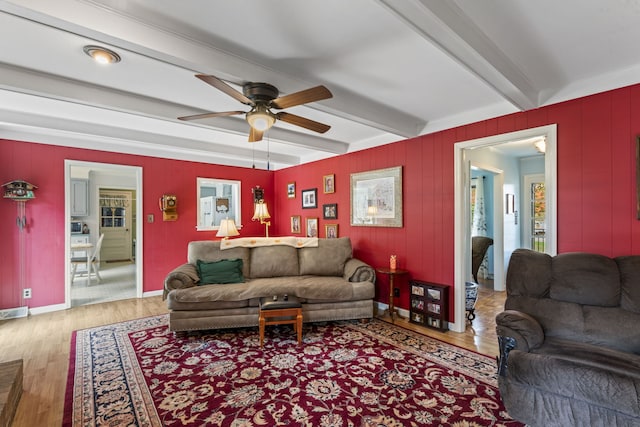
[{"xmin": 71, "ymin": 233, "xmax": 104, "ymax": 285}]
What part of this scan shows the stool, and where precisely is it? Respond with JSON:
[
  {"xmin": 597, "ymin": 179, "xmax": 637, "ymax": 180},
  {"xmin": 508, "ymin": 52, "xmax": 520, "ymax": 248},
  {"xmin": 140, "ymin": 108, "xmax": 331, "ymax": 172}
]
[{"xmin": 258, "ymin": 296, "xmax": 303, "ymax": 347}]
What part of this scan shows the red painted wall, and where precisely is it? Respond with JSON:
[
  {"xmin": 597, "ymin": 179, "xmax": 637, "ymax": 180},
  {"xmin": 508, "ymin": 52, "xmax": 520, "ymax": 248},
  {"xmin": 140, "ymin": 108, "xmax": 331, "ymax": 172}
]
[
  {"xmin": 274, "ymin": 84, "xmax": 640, "ymax": 317},
  {"xmin": 0, "ymin": 140, "xmax": 273, "ymax": 309},
  {"xmin": 4, "ymin": 83, "xmax": 640, "ymax": 316}
]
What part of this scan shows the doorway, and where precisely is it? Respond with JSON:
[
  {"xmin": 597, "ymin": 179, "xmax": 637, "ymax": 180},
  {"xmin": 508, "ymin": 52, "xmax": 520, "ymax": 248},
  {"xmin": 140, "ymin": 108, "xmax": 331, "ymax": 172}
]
[
  {"xmin": 64, "ymin": 160, "xmax": 143, "ymax": 308},
  {"xmin": 452, "ymin": 124, "xmax": 557, "ymax": 332}
]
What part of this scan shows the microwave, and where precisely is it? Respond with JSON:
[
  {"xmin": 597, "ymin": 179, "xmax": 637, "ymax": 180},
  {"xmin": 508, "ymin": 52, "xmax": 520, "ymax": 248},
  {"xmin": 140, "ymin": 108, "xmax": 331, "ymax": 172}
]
[{"xmin": 71, "ymin": 221, "xmax": 83, "ymax": 234}]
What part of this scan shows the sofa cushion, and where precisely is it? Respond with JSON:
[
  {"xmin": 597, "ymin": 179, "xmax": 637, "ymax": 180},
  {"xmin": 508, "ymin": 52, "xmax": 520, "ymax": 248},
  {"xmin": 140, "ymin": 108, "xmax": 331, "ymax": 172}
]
[
  {"xmin": 506, "ymin": 249, "xmax": 552, "ymax": 298},
  {"xmin": 197, "ymin": 259, "xmax": 244, "ymax": 284},
  {"xmin": 550, "ymin": 252, "xmax": 620, "ymax": 306},
  {"xmin": 299, "ymin": 237, "xmax": 352, "ymax": 276},
  {"xmin": 506, "ymin": 348, "xmax": 640, "ymax": 421},
  {"xmin": 188, "ymin": 241, "xmax": 251, "ymax": 278},
  {"xmin": 616, "ymin": 255, "xmax": 640, "ymax": 313},
  {"xmin": 249, "ymin": 246, "xmax": 299, "ymax": 278}
]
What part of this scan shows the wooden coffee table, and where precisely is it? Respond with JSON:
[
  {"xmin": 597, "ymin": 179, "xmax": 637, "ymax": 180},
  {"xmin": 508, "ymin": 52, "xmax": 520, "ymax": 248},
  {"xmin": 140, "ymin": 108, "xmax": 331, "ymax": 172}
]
[{"xmin": 258, "ymin": 296, "xmax": 303, "ymax": 347}]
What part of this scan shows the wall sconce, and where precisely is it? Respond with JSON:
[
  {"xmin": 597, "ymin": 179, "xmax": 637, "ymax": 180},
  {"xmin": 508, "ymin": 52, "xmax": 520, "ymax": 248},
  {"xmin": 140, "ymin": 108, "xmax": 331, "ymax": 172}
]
[
  {"xmin": 216, "ymin": 218, "xmax": 240, "ymax": 240},
  {"xmin": 251, "ymin": 186, "xmax": 271, "ymax": 237}
]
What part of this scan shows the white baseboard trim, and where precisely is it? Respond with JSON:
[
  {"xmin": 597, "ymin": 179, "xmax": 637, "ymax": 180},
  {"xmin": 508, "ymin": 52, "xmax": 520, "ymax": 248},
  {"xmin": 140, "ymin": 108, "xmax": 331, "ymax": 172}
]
[
  {"xmin": 30, "ymin": 303, "xmax": 67, "ymax": 316},
  {"xmin": 26, "ymin": 291, "xmax": 163, "ymax": 316},
  {"xmin": 143, "ymin": 290, "xmax": 163, "ymax": 298},
  {"xmin": 374, "ymin": 301, "xmax": 410, "ymax": 319}
]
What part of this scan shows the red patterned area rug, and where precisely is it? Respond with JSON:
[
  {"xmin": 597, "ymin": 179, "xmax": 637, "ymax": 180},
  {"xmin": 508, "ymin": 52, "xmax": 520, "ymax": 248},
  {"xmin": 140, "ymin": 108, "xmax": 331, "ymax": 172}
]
[{"xmin": 64, "ymin": 315, "xmax": 523, "ymax": 427}]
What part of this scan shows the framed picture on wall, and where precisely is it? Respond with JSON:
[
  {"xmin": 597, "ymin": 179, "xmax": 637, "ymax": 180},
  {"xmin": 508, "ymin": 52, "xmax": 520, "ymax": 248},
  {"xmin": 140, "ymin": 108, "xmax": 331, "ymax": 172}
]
[
  {"xmin": 287, "ymin": 182, "xmax": 296, "ymax": 198},
  {"xmin": 323, "ymin": 203, "xmax": 337, "ymax": 219},
  {"xmin": 291, "ymin": 215, "xmax": 301, "ymax": 234},
  {"xmin": 323, "ymin": 174, "xmax": 335, "ymax": 194},
  {"xmin": 350, "ymin": 166, "xmax": 403, "ymax": 227},
  {"xmin": 306, "ymin": 217, "xmax": 318, "ymax": 237},
  {"xmin": 302, "ymin": 188, "xmax": 317, "ymax": 209},
  {"xmin": 325, "ymin": 224, "xmax": 338, "ymax": 238}
]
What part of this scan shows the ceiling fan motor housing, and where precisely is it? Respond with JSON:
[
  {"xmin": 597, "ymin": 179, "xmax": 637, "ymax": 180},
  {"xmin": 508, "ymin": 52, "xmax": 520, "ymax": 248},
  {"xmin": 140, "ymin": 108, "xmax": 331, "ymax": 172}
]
[{"xmin": 243, "ymin": 82, "xmax": 279, "ymax": 103}]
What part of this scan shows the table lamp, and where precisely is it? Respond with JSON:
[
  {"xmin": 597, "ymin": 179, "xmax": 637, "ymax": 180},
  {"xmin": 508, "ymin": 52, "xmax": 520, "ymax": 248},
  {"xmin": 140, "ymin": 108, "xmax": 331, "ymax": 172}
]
[{"xmin": 216, "ymin": 218, "xmax": 240, "ymax": 240}]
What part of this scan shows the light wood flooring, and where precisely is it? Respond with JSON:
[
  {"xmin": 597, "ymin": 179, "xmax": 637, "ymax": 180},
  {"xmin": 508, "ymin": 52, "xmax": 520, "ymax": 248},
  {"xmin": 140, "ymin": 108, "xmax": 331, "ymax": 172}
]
[{"xmin": 0, "ymin": 284, "xmax": 505, "ymax": 426}]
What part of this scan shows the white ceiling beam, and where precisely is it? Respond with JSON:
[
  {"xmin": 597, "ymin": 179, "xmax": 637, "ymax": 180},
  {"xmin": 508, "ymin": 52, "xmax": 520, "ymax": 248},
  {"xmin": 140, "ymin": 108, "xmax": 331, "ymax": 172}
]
[
  {"xmin": 0, "ymin": 63, "xmax": 348, "ymax": 155},
  {"xmin": 0, "ymin": 108, "xmax": 300, "ymax": 167},
  {"xmin": 0, "ymin": 0, "xmax": 423, "ymax": 138},
  {"xmin": 378, "ymin": 0, "xmax": 539, "ymax": 111}
]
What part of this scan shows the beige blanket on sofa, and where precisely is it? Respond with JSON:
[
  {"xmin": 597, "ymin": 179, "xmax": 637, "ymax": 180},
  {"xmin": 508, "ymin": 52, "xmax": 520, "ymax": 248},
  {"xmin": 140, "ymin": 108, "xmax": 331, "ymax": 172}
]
[{"xmin": 220, "ymin": 236, "xmax": 318, "ymax": 249}]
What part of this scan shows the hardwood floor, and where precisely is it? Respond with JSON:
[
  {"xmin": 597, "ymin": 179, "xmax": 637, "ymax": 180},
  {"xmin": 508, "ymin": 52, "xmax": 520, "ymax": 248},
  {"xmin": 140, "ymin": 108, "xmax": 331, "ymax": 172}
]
[{"xmin": 0, "ymin": 287, "xmax": 505, "ymax": 426}]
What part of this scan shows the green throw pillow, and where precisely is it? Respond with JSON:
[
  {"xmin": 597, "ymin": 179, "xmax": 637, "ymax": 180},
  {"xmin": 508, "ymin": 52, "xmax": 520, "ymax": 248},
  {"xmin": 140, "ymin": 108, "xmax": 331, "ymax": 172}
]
[{"xmin": 197, "ymin": 259, "xmax": 244, "ymax": 285}]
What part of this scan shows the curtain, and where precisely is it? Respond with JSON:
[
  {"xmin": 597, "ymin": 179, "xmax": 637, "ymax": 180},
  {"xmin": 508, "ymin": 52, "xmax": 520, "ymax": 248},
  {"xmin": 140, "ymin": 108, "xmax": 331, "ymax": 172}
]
[{"xmin": 471, "ymin": 177, "xmax": 489, "ymax": 279}]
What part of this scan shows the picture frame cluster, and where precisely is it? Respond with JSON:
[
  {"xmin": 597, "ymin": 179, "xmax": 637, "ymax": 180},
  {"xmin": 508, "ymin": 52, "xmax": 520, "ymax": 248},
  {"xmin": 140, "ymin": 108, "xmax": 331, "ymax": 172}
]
[{"xmin": 287, "ymin": 174, "xmax": 338, "ymax": 238}]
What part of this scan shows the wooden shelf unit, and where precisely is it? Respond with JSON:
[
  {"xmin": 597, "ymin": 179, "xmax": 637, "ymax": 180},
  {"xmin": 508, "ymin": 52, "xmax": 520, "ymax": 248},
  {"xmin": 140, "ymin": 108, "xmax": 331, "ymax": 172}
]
[{"xmin": 409, "ymin": 280, "xmax": 449, "ymax": 331}]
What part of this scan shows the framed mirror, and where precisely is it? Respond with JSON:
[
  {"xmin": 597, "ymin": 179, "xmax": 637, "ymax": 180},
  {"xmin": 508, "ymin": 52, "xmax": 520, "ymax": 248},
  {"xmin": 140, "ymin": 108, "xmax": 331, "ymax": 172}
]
[{"xmin": 196, "ymin": 177, "xmax": 242, "ymax": 231}]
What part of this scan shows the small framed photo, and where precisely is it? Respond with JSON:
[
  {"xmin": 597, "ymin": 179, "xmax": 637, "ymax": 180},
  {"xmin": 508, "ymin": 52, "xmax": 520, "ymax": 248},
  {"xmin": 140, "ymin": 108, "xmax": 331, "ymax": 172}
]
[
  {"xmin": 325, "ymin": 224, "xmax": 338, "ymax": 238},
  {"xmin": 323, "ymin": 203, "xmax": 337, "ymax": 219},
  {"xmin": 302, "ymin": 188, "xmax": 317, "ymax": 209},
  {"xmin": 323, "ymin": 174, "xmax": 335, "ymax": 194},
  {"xmin": 306, "ymin": 217, "xmax": 319, "ymax": 237},
  {"xmin": 427, "ymin": 289, "xmax": 441, "ymax": 301},
  {"xmin": 291, "ymin": 215, "xmax": 301, "ymax": 234},
  {"xmin": 287, "ymin": 182, "xmax": 296, "ymax": 198}
]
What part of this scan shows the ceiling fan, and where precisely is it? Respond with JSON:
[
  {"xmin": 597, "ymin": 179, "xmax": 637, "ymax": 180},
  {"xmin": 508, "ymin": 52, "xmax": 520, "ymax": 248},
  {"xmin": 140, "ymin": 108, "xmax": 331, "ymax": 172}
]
[{"xmin": 178, "ymin": 74, "xmax": 333, "ymax": 142}]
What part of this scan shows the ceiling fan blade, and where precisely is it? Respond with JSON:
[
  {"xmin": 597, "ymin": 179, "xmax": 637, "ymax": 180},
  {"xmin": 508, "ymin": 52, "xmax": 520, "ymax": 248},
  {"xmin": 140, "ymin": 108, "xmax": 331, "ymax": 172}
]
[
  {"xmin": 248, "ymin": 126, "xmax": 264, "ymax": 142},
  {"xmin": 276, "ymin": 112, "xmax": 331, "ymax": 134},
  {"xmin": 178, "ymin": 110, "xmax": 245, "ymax": 121},
  {"xmin": 271, "ymin": 85, "xmax": 332, "ymax": 109},
  {"xmin": 195, "ymin": 74, "xmax": 254, "ymax": 105}
]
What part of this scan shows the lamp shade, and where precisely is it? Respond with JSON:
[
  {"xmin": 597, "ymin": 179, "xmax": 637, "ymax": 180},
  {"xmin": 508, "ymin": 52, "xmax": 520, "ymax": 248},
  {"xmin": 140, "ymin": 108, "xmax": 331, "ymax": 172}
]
[
  {"xmin": 252, "ymin": 200, "xmax": 271, "ymax": 220},
  {"xmin": 246, "ymin": 105, "xmax": 276, "ymax": 131},
  {"xmin": 216, "ymin": 218, "xmax": 240, "ymax": 238}
]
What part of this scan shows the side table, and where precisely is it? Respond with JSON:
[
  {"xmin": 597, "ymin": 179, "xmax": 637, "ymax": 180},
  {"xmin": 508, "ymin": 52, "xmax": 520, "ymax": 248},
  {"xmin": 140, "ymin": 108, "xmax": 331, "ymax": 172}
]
[
  {"xmin": 375, "ymin": 268, "xmax": 409, "ymax": 322},
  {"xmin": 258, "ymin": 296, "xmax": 303, "ymax": 347}
]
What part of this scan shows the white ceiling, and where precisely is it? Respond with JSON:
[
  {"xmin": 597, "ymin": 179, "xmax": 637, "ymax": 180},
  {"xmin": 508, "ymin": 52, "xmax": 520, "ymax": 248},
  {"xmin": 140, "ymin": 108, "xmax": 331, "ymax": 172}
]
[{"xmin": 2, "ymin": 0, "xmax": 640, "ymax": 169}]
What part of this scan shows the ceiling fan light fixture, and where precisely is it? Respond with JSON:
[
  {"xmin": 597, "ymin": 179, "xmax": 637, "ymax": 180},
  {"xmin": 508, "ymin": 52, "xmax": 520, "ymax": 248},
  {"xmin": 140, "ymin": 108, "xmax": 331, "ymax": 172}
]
[
  {"xmin": 83, "ymin": 45, "xmax": 121, "ymax": 65},
  {"xmin": 246, "ymin": 105, "xmax": 276, "ymax": 131}
]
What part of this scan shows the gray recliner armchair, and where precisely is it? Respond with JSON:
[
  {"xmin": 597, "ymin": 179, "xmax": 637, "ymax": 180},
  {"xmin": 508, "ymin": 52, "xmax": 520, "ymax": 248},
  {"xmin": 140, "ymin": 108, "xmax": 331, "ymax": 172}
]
[{"xmin": 496, "ymin": 249, "xmax": 640, "ymax": 426}]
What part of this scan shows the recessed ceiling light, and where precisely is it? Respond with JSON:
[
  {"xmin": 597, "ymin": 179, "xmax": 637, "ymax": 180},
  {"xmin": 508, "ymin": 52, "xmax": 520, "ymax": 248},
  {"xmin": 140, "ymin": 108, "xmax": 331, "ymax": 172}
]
[{"xmin": 83, "ymin": 45, "xmax": 121, "ymax": 65}]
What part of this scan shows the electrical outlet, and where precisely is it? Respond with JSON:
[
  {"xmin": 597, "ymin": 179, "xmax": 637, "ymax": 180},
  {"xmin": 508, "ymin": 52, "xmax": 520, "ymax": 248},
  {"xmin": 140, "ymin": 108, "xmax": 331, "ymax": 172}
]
[
  {"xmin": 23, "ymin": 288, "xmax": 32, "ymax": 299},
  {"xmin": 147, "ymin": 214, "xmax": 154, "ymax": 223},
  {"xmin": 393, "ymin": 288, "xmax": 400, "ymax": 297}
]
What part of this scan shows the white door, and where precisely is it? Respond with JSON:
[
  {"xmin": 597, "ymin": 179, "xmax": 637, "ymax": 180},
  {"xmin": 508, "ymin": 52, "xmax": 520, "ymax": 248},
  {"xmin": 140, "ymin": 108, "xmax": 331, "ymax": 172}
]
[{"xmin": 99, "ymin": 189, "xmax": 133, "ymax": 261}]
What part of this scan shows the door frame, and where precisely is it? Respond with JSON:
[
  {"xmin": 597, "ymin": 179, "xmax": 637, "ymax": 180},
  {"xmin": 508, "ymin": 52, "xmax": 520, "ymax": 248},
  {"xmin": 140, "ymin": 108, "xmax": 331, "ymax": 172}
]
[
  {"xmin": 64, "ymin": 160, "xmax": 143, "ymax": 307},
  {"xmin": 452, "ymin": 124, "xmax": 557, "ymax": 332}
]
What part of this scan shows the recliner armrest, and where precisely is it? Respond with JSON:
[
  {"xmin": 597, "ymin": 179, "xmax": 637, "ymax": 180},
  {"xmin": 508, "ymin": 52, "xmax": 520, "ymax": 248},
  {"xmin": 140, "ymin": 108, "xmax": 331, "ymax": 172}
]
[
  {"xmin": 163, "ymin": 263, "xmax": 199, "ymax": 300},
  {"xmin": 495, "ymin": 310, "xmax": 544, "ymax": 352},
  {"xmin": 343, "ymin": 258, "xmax": 375, "ymax": 283}
]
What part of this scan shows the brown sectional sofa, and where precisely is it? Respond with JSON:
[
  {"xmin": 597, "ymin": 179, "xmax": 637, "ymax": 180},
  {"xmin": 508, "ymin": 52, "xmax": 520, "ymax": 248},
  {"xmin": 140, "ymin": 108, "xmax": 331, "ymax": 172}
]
[{"xmin": 164, "ymin": 237, "xmax": 376, "ymax": 332}]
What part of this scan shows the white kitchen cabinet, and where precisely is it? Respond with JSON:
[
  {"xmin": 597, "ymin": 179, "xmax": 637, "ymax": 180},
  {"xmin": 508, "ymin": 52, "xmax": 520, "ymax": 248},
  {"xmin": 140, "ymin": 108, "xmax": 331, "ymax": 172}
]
[{"xmin": 70, "ymin": 179, "xmax": 89, "ymax": 216}]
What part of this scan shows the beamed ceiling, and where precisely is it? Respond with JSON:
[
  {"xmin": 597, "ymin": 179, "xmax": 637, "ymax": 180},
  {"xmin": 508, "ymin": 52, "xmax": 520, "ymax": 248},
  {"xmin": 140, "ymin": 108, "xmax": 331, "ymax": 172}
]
[{"xmin": 2, "ymin": 0, "xmax": 640, "ymax": 169}]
